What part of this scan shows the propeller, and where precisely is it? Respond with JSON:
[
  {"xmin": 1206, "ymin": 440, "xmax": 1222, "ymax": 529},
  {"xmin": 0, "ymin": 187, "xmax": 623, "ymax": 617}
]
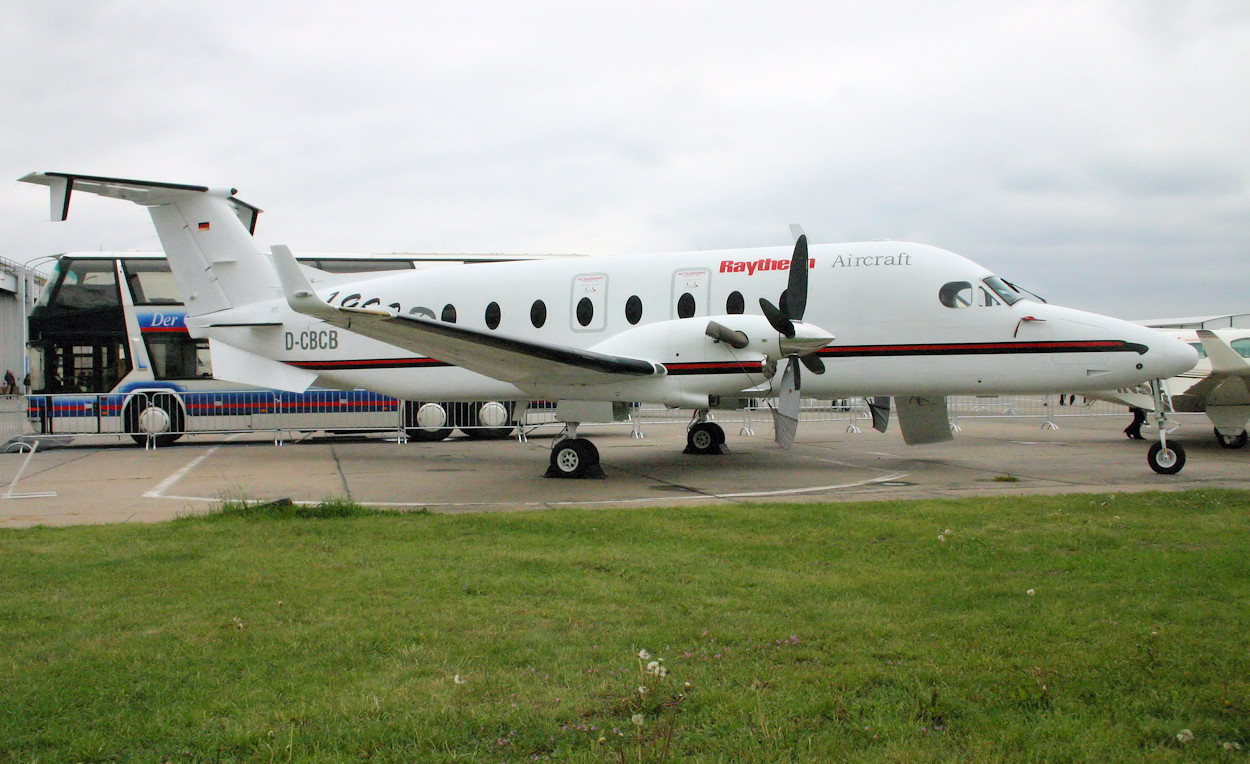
[{"xmin": 758, "ymin": 233, "xmax": 834, "ymax": 449}]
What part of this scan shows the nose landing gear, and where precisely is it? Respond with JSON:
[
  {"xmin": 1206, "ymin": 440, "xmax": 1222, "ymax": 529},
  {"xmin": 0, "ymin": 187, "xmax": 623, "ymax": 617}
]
[{"xmin": 1146, "ymin": 379, "xmax": 1186, "ymax": 475}]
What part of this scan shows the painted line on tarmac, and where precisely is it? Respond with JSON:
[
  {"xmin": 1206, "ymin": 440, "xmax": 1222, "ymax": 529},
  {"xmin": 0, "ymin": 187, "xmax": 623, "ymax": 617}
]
[
  {"xmin": 144, "ymin": 448, "xmax": 220, "ymax": 499},
  {"xmin": 149, "ymin": 471, "xmax": 910, "ymax": 509}
]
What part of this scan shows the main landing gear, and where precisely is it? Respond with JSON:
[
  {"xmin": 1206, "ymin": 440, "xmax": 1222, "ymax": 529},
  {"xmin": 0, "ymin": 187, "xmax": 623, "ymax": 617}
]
[
  {"xmin": 1215, "ymin": 428, "xmax": 1248, "ymax": 449},
  {"xmin": 545, "ymin": 410, "xmax": 730, "ymax": 479},
  {"xmin": 545, "ymin": 423, "xmax": 605, "ymax": 479},
  {"xmin": 684, "ymin": 410, "xmax": 728, "ymax": 455},
  {"xmin": 1146, "ymin": 379, "xmax": 1186, "ymax": 475}
]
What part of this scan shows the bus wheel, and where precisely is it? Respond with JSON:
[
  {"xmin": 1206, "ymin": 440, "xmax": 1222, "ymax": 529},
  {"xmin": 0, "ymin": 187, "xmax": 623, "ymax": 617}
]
[
  {"xmin": 463, "ymin": 401, "xmax": 516, "ymax": 440},
  {"xmin": 404, "ymin": 402, "xmax": 453, "ymax": 442},
  {"xmin": 125, "ymin": 394, "xmax": 184, "ymax": 447}
]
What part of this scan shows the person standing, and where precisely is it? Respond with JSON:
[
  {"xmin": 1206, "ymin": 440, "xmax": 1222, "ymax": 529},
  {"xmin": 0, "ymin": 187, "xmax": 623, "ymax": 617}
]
[{"xmin": 1124, "ymin": 407, "xmax": 1146, "ymax": 440}]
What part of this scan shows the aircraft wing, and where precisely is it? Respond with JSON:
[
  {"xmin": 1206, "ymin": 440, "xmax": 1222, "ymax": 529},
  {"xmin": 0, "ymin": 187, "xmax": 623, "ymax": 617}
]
[
  {"xmin": 271, "ymin": 246, "xmax": 661, "ymax": 388},
  {"xmin": 1188, "ymin": 330, "xmax": 1250, "ymax": 405}
]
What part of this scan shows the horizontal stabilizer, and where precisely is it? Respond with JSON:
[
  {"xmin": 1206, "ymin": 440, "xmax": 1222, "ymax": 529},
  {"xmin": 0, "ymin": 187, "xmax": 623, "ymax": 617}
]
[
  {"xmin": 208, "ymin": 339, "xmax": 317, "ymax": 393},
  {"xmin": 894, "ymin": 395, "xmax": 954, "ymax": 445},
  {"xmin": 20, "ymin": 172, "xmax": 262, "ymax": 232}
]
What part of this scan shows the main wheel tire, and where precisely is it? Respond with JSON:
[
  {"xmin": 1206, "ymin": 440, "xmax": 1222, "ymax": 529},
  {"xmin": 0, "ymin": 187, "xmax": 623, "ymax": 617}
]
[
  {"xmin": 404, "ymin": 402, "xmax": 453, "ymax": 442},
  {"xmin": 686, "ymin": 421, "xmax": 725, "ymax": 455},
  {"xmin": 463, "ymin": 401, "xmax": 516, "ymax": 440},
  {"xmin": 1215, "ymin": 428, "xmax": 1248, "ymax": 449},
  {"xmin": 124, "ymin": 393, "xmax": 185, "ymax": 447},
  {"xmin": 1147, "ymin": 441, "xmax": 1186, "ymax": 475},
  {"xmin": 549, "ymin": 438, "xmax": 599, "ymax": 478}
]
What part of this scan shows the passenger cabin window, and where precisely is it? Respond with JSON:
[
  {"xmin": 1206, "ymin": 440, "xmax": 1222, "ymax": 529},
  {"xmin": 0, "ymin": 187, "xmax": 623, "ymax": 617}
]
[
  {"xmin": 726, "ymin": 291, "xmax": 745, "ymax": 314},
  {"xmin": 939, "ymin": 281, "xmax": 973, "ymax": 308},
  {"xmin": 441, "ymin": 304, "xmax": 457, "ymax": 323},
  {"xmin": 530, "ymin": 300, "xmax": 547, "ymax": 328},
  {"xmin": 576, "ymin": 297, "xmax": 594, "ymax": 327},
  {"xmin": 625, "ymin": 295, "xmax": 643, "ymax": 325},
  {"xmin": 677, "ymin": 292, "xmax": 696, "ymax": 319},
  {"xmin": 485, "ymin": 302, "xmax": 501, "ymax": 330}
]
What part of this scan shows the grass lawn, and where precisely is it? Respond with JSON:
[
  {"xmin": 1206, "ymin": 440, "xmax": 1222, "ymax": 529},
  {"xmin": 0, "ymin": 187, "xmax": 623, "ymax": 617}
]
[{"xmin": 1, "ymin": 490, "xmax": 1248, "ymax": 762}]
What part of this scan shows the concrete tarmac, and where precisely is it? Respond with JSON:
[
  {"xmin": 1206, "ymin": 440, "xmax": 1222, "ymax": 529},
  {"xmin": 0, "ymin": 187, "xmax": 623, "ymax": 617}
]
[{"xmin": 1, "ymin": 413, "xmax": 1246, "ymax": 527}]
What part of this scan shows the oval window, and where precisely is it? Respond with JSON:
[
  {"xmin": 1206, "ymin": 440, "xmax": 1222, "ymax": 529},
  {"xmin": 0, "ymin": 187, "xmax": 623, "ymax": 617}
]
[
  {"xmin": 938, "ymin": 282, "xmax": 973, "ymax": 309},
  {"xmin": 441, "ymin": 304, "xmax": 457, "ymax": 323},
  {"xmin": 625, "ymin": 295, "xmax": 643, "ymax": 325},
  {"xmin": 726, "ymin": 291, "xmax": 745, "ymax": 314},
  {"xmin": 677, "ymin": 292, "xmax": 696, "ymax": 319},
  {"xmin": 485, "ymin": 301, "xmax": 501, "ymax": 330},
  {"xmin": 576, "ymin": 297, "xmax": 594, "ymax": 327},
  {"xmin": 530, "ymin": 300, "xmax": 547, "ymax": 328}
]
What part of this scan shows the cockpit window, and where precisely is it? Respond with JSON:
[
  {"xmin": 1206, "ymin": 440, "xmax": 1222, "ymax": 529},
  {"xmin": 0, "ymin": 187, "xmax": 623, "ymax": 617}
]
[
  {"xmin": 1232, "ymin": 338, "xmax": 1250, "ymax": 358},
  {"xmin": 982, "ymin": 276, "xmax": 1025, "ymax": 306},
  {"xmin": 939, "ymin": 281, "xmax": 973, "ymax": 308},
  {"xmin": 1189, "ymin": 342, "xmax": 1208, "ymax": 359}
]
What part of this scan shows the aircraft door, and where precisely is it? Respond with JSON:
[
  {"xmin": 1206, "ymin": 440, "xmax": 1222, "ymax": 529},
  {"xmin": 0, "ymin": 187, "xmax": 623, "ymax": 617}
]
[
  {"xmin": 571, "ymin": 273, "xmax": 608, "ymax": 332},
  {"xmin": 672, "ymin": 268, "xmax": 710, "ymax": 319}
]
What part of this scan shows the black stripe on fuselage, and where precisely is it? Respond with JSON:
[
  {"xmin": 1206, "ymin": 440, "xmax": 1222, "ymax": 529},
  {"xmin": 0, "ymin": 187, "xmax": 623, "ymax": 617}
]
[
  {"xmin": 287, "ymin": 357, "xmax": 452, "ymax": 371},
  {"xmin": 818, "ymin": 339, "xmax": 1149, "ymax": 358}
]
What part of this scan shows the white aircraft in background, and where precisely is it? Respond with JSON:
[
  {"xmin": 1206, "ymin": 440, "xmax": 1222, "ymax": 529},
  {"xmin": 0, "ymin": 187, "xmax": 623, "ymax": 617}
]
[
  {"xmin": 21, "ymin": 172, "xmax": 1198, "ymax": 477},
  {"xmin": 1149, "ymin": 329, "xmax": 1249, "ymax": 449}
]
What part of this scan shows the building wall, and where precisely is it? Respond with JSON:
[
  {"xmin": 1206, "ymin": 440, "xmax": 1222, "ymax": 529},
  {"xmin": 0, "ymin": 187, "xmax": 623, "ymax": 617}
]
[{"xmin": 0, "ymin": 256, "xmax": 46, "ymax": 387}]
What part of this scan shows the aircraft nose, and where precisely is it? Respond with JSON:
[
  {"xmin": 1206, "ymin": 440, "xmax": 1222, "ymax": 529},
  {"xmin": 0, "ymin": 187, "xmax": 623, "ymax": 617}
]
[{"xmin": 1147, "ymin": 332, "xmax": 1199, "ymax": 378}]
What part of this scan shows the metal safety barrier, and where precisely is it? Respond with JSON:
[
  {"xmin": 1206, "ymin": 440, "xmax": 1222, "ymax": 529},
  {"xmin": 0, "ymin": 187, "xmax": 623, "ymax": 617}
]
[{"xmin": 1, "ymin": 389, "xmax": 1141, "ymax": 452}]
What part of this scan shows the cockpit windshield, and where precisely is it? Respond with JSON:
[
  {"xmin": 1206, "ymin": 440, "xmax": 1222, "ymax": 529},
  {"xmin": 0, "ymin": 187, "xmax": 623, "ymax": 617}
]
[{"xmin": 982, "ymin": 276, "xmax": 1045, "ymax": 306}]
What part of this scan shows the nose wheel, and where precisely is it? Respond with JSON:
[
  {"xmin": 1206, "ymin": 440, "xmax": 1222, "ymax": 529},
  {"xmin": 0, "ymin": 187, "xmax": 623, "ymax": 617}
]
[
  {"xmin": 1145, "ymin": 378, "xmax": 1186, "ymax": 475},
  {"xmin": 1147, "ymin": 440, "xmax": 1186, "ymax": 475}
]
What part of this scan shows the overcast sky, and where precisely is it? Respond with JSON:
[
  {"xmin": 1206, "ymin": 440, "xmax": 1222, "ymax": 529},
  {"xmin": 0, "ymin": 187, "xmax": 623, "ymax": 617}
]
[{"xmin": 3, "ymin": 1, "xmax": 1248, "ymax": 319}]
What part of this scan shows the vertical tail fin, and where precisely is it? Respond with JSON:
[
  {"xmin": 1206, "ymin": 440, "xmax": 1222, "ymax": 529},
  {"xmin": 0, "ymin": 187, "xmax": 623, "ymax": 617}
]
[{"xmin": 20, "ymin": 172, "xmax": 275, "ymax": 317}]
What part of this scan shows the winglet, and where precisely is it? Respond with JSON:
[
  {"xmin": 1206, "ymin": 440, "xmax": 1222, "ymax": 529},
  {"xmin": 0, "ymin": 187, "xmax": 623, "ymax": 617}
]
[{"xmin": 1197, "ymin": 330, "xmax": 1250, "ymax": 376}]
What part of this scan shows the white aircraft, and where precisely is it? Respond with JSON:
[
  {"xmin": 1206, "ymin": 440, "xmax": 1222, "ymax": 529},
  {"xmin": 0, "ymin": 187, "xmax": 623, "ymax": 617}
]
[
  {"xmin": 1160, "ymin": 328, "xmax": 1249, "ymax": 449},
  {"xmin": 21, "ymin": 172, "xmax": 1198, "ymax": 477}
]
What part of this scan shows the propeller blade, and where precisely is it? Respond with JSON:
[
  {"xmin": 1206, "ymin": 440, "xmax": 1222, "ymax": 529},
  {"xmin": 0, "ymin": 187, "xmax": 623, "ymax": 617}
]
[
  {"xmin": 759, "ymin": 297, "xmax": 795, "ymax": 338},
  {"xmin": 773, "ymin": 358, "xmax": 802, "ymax": 449},
  {"xmin": 800, "ymin": 355, "xmax": 825, "ymax": 375},
  {"xmin": 786, "ymin": 235, "xmax": 809, "ymax": 321}
]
